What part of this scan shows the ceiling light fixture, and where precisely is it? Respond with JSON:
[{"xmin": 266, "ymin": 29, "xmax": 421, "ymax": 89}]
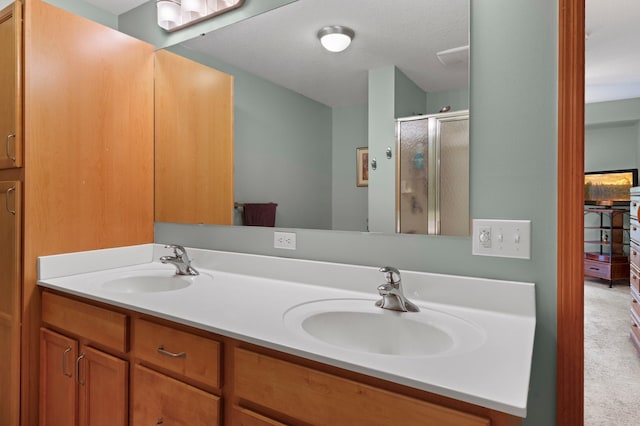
[
  {"xmin": 317, "ymin": 25, "xmax": 355, "ymax": 53},
  {"xmin": 156, "ymin": 0, "xmax": 245, "ymax": 32}
]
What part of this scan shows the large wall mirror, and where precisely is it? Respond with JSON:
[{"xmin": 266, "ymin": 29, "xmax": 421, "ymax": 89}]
[{"xmin": 162, "ymin": 0, "xmax": 469, "ymax": 235}]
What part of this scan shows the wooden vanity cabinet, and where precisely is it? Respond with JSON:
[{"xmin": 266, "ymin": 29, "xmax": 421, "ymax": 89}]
[
  {"xmin": 131, "ymin": 317, "xmax": 222, "ymax": 424},
  {"xmin": 40, "ymin": 290, "xmax": 520, "ymax": 426},
  {"xmin": 233, "ymin": 347, "xmax": 492, "ymax": 426},
  {"xmin": 0, "ymin": 1, "xmax": 22, "ymax": 170},
  {"xmin": 40, "ymin": 293, "xmax": 129, "ymax": 426}
]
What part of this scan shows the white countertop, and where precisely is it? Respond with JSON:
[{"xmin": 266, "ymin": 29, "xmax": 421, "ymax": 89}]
[{"xmin": 37, "ymin": 244, "xmax": 536, "ymax": 417}]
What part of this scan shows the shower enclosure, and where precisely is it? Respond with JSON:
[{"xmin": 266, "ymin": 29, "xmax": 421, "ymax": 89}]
[{"xmin": 396, "ymin": 110, "xmax": 469, "ymax": 236}]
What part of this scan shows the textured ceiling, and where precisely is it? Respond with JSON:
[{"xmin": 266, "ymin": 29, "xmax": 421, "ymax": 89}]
[
  {"xmin": 2, "ymin": 0, "xmax": 638, "ymax": 105},
  {"xmin": 181, "ymin": 0, "xmax": 469, "ymax": 108}
]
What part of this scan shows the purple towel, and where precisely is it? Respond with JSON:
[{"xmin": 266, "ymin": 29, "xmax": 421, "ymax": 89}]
[{"xmin": 242, "ymin": 203, "xmax": 277, "ymax": 227}]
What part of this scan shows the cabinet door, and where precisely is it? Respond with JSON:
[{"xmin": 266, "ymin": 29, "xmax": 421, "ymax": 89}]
[
  {"xmin": 0, "ymin": 2, "xmax": 22, "ymax": 169},
  {"xmin": 154, "ymin": 49, "xmax": 234, "ymax": 225},
  {"xmin": 78, "ymin": 345, "xmax": 128, "ymax": 426},
  {"xmin": 0, "ymin": 181, "xmax": 20, "ymax": 426},
  {"xmin": 39, "ymin": 328, "xmax": 78, "ymax": 426}
]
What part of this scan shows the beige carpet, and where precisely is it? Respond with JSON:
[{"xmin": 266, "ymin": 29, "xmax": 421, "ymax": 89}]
[{"xmin": 584, "ymin": 279, "xmax": 640, "ymax": 425}]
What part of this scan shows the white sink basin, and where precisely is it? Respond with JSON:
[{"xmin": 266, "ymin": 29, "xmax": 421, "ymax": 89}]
[
  {"xmin": 283, "ymin": 299, "xmax": 485, "ymax": 357},
  {"xmin": 101, "ymin": 269, "xmax": 212, "ymax": 293}
]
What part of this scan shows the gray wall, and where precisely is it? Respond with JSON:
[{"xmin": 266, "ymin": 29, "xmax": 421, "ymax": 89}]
[
  {"xmin": 44, "ymin": 0, "xmax": 117, "ymax": 28},
  {"xmin": 59, "ymin": 0, "xmax": 559, "ymax": 424},
  {"xmin": 585, "ymin": 97, "xmax": 640, "ymax": 172},
  {"xmin": 427, "ymin": 87, "xmax": 470, "ymax": 114},
  {"xmin": 331, "ymin": 105, "xmax": 368, "ymax": 232}
]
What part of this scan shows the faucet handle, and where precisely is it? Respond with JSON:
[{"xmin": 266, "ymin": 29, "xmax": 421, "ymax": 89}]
[
  {"xmin": 379, "ymin": 266, "xmax": 401, "ymax": 285},
  {"xmin": 165, "ymin": 244, "xmax": 187, "ymax": 258}
]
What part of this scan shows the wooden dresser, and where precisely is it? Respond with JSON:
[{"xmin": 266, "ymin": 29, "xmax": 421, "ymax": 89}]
[{"xmin": 629, "ymin": 187, "xmax": 640, "ymax": 353}]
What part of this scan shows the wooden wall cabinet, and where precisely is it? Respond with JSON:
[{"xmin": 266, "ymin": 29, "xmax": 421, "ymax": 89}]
[
  {"xmin": 41, "ymin": 290, "xmax": 521, "ymax": 426},
  {"xmin": 154, "ymin": 49, "xmax": 234, "ymax": 225},
  {"xmin": 0, "ymin": 1, "xmax": 22, "ymax": 169},
  {"xmin": 0, "ymin": 181, "xmax": 21, "ymax": 425},
  {"xmin": 0, "ymin": 1, "xmax": 155, "ymax": 424}
]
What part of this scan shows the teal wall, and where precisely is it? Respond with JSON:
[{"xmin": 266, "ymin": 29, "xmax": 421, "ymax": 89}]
[
  {"xmin": 332, "ymin": 105, "xmax": 368, "ymax": 231},
  {"xmin": 395, "ymin": 69, "xmax": 427, "ymax": 118},
  {"xmin": 427, "ymin": 87, "xmax": 470, "ymax": 114},
  {"xmin": 54, "ymin": 0, "xmax": 559, "ymax": 423},
  {"xmin": 585, "ymin": 98, "xmax": 640, "ymax": 172},
  {"xmin": 367, "ymin": 66, "xmax": 397, "ymax": 233},
  {"xmin": 44, "ymin": 0, "xmax": 117, "ymax": 28},
  {"xmin": 166, "ymin": 45, "xmax": 333, "ymax": 230}
]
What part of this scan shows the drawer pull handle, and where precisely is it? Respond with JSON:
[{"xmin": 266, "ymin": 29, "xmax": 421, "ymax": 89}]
[
  {"xmin": 634, "ymin": 202, "xmax": 638, "ymax": 207},
  {"xmin": 633, "ymin": 299, "xmax": 638, "ymax": 304},
  {"xmin": 62, "ymin": 347, "xmax": 72, "ymax": 377},
  {"xmin": 156, "ymin": 418, "xmax": 164, "ymax": 425},
  {"xmin": 157, "ymin": 345, "xmax": 186, "ymax": 359},
  {"xmin": 75, "ymin": 353, "xmax": 85, "ymax": 385},
  {"xmin": 589, "ymin": 267, "xmax": 600, "ymax": 270},
  {"xmin": 5, "ymin": 133, "xmax": 15, "ymax": 162},
  {"xmin": 5, "ymin": 187, "xmax": 15, "ymax": 215}
]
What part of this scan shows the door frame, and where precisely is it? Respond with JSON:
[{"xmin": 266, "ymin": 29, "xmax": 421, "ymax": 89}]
[{"xmin": 557, "ymin": 0, "xmax": 585, "ymax": 424}]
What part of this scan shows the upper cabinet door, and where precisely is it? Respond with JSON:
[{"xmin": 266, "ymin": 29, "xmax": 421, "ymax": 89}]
[
  {"xmin": 154, "ymin": 49, "xmax": 234, "ymax": 225},
  {"xmin": 0, "ymin": 1, "xmax": 22, "ymax": 169}
]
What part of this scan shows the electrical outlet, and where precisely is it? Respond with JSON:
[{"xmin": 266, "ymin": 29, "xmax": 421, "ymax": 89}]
[{"xmin": 274, "ymin": 231, "xmax": 297, "ymax": 250}]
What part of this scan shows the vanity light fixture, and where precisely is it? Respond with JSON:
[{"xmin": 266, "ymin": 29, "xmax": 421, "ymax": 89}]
[
  {"xmin": 317, "ymin": 25, "xmax": 355, "ymax": 53},
  {"xmin": 156, "ymin": 0, "xmax": 245, "ymax": 32}
]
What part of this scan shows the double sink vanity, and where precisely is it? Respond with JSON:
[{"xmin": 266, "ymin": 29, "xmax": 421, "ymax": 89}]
[{"xmin": 37, "ymin": 244, "xmax": 535, "ymax": 425}]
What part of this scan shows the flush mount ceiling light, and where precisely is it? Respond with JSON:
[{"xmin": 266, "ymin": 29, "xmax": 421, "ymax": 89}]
[
  {"xmin": 317, "ymin": 25, "xmax": 355, "ymax": 53},
  {"xmin": 157, "ymin": 0, "xmax": 245, "ymax": 32}
]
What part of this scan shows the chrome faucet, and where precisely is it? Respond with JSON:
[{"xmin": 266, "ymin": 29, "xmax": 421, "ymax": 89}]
[
  {"xmin": 160, "ymin": 244, "xmax": 199, "ymax": 276},
  {"xmin": 375, "ymin": 266, "xmax": 419, "ymax": 312}
]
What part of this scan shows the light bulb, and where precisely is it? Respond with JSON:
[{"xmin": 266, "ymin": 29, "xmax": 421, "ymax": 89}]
[{"xmin": 157, "ymin": 1, "xmax": 181, "ymax": 30}]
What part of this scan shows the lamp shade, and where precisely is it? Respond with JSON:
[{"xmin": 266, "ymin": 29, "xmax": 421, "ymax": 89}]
[
  {"xmin": 317, "ymin": 26, "xmax": 355, "ymax": 53},
  {"xmin": 157, "ymin": 1, "xmax": 181, "ymax": 30}
]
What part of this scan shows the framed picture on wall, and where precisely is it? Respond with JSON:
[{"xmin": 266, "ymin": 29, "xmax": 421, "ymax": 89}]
[{"xmin": 356, "ymin": 147, "xmax": 369, "ymax": 187}]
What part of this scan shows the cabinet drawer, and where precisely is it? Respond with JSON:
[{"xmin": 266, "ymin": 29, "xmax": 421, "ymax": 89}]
[
  {"xmin": 234, "ymin": 348, "xmax": 490, "ymax": 426},
  {"xmin": 631, "ymin": 198, "xmax": 640, "ymax": 220},
  {"xmin": 232, "ymin": 406, "xmax": 287, "ymax": 426},
  {"xmin": 632, "ymin": 296, "xmax": 640, "ymax": 320},
  {"xmin": 631, "ymin": 241, "xmax": 640, "ymax": 270},
  {"xmin": 584, "ymin": 260, "xmax": 611, "ymax": 280},
  {"xmin": 132, "ymin": 365, "xmax": 220, "ymax": 425},
  {"xmin": 632, "ymin": 308, "xmax": 640, "ymax": 346},
  {"xmin": 133, "ymin": 318, "xmax": 221, "ymax": 388},
  {"xmin": 41, "ymin": 292, "xmax": 128, "ymax": 353},
  {"xmin": 631, "ymin": 219, "xmax": 640, "ymax": 244},
  {"xmin": 632, "ymin": 265, "xmax": 640, "ymax": 293}
]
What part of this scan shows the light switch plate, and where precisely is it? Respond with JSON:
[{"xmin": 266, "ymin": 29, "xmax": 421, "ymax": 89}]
[{"xmin": 472, "ymin": 219, "xmax": 531, "ymax": 259}]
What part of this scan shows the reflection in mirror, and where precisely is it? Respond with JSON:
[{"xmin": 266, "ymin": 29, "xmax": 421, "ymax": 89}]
[{"xmin": 168, "ymin": 0, "xmax": 469, "ymax": 234}]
